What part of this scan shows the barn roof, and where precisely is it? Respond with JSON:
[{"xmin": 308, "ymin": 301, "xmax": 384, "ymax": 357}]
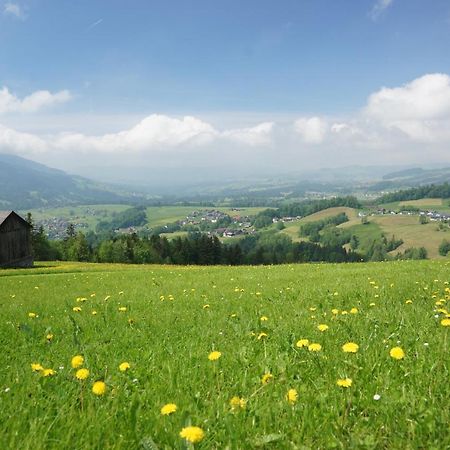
[{"xmin": 0, "ymin": 211, "xmax": 31, "ymax": 228}]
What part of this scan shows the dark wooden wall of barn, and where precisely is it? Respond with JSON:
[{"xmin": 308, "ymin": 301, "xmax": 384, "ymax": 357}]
[{"xmin": 0, "ymin": 215, "xmax": 32, "ymax": 265}]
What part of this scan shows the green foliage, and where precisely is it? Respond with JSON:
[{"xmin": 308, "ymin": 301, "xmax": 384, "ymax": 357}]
[
  {"xmin": 376, "ymin": 182, "xmax": 450, "ymax": 203},
  {"xmin": 438, "ymin": 239, "xmax": 450, "ymax": 256},
  {"xmin": 397, "ymin": 247, "xmax": 428, "ymax": 260},
  {"xmin": 254, "ymin": 197, "xmax": 360, "ymax": 225},
  {"xmin": 96, "ymin": 206, "xmax": 147, "ymax": 232},
  {"xmin": 299, "ymin": 213, "xmax": 349, "ymax": 238}
]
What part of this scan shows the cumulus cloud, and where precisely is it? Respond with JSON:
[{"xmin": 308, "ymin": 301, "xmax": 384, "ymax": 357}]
[
  {"xmin": 3, "ymin": 2, "xmax": 25, "ymax": 19},
  {"xmin": 365, "ymin": 73, "xmax": 450, "ymax": 141},
  {"xmin": 1, "ymin": 73, "xmax": 450, "ymax": 172},
  {"xmin": 370, "ymin": 0, "xmax": 393, "ymax": 20},
  {"xmin": 293, "ymin": 117, "xmax": 327, "ymax": 144},
  {"xmin": 0, "ymin": 114, "xmax": 276, "ymax": 159},
  {"xmin": 0, "ymin": 87, "xmax": 72, "ymax": 114},
  {"xmin": 222, "ymin": 122, "xmax": 274, "ymax": 146}
]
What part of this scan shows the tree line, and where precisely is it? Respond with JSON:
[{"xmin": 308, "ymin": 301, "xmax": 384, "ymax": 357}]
[{"xmin": 376, "ymin": 183, "xmax": 450, "ymax": 203}]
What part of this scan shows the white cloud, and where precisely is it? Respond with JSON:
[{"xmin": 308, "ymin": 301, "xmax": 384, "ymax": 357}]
[
  {"xmin": 365, "ymin": 73, "xmax": 450, "ymax": 141},
  {"xmin": 53, "ymin": 114, "xmax": 217, "ymax": 153},
  {"xmin": 222, "ymin": 122, "xmax": 274, "ymax": 146},
  {"xmin": 1, "ymin": 73, "xmax": 450, "ymax": 172},
  {"xmin": 3, "ymin": 2, "xmax": 25, "ymax": 19},
  {"xmin": 370, "ymin": 0, "xmax": 393, "ymax": 20},
  {"xmin": 0, "ymin": 123, "xmax": 47, "ymax": 153},
  {"xmin": 293, "ymin": 117, "xmax": 327, "ymax": 144},
  {"xmin": 0, "ymin": 87, "xmax": 72, "ymax": 114}
]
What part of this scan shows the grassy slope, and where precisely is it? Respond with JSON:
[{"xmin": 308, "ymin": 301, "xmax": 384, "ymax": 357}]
[
  {"xmin": 380, "ymin": 198, "xmax": 450, "ymax": 212},
  {"xmin": 280, "ymin": 207, "xmax": 360, "ymax": 242},
  {"xmin": 1, "ymin": 261, "xmax": 449, "ymax": 449},
  {"xmin": 146, "ymin": 206, "xmax": 267, "ymax": 228},
  {"xmin": 370, "ymin": 215, "xmax": 449, "ymax": 259}
]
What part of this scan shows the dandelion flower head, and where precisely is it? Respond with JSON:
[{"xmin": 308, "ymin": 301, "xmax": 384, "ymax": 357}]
[
  {"xmin": 179, "ymin": 426, "xmax": 205, "ymax": 444},
  {"xmin": 92, "ymin": 381, "xmax": 106, "ymax": 396},
  {"xmin": 71, "ymin": 355, "xmax": 84, "ymax": 369},
  {"xmin": 208, "ymin": 351, "xmax": 221, "ymax": 361},
  {"xmin": 390, "ymin": 347, "xmax": 405, "ymax": 360},
  {"xmin": 161, "ymin": 403, "xmax": 177, "ymax": 415}
]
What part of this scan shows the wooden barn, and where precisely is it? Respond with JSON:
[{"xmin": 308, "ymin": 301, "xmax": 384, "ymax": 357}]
[{"xmin": 0, "ymin": 211, "xmax": 33, "ymax": 268}]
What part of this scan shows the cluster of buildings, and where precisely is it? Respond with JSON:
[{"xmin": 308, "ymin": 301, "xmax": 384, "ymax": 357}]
[{"xmin": 35, "ymin": 217, "xmax": 88, "ymax": 239}]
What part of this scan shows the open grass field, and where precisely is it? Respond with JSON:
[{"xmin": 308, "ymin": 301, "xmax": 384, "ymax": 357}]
[
  {"xmin": 1, "ymin": 261, "xmax": 449, "ymax": 449},
  {"xmin": 280, "ymin": 207, "xmax": 360, "ymax": 243},
  {"xmin": 146, "ymin": 206, "xmax": 267, "ymax": 228},
  {"xmin": 380, "ymin": 198, "xmax": 450, "ymax": 213},
  {"xmin": 370, "ymin": 215, "xmax": 449, "ymax": 259}
]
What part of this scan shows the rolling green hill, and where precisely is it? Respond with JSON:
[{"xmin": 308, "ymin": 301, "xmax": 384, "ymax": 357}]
[{"xmin": 0, "ymin": 154, "xmax": 144, "ymax": 209}]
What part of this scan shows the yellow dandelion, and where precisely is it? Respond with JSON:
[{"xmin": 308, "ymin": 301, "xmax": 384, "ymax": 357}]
[
  {"xmin": 405, "ymin": 300, "xmax": 413, "ymax": 304},
  {"xmin": 208, "ymin": 351, "xmax": 221, "ymax": 361},
  {"xmin": 331, "ymin": 308, "xmax": 339, "ymax": 315},
  {"xmin": 286, "ymin": 388, "xmax": 298, "ymax": 404},
  {"xmin": 230, "ymin": 396, "xmax": 247, "ymax": 410},
  {"xmin": 71, "ymin": 355, "xmax": 84, "ymax": 369},
  {"xmin": 161, "ymin": 403, "xmax": 177, "ymax": 415},
  {"xmin": 46, "ymin": 333, "xmax": 54, "ymax": 341},
  {"xmin": 317, "ymin": 324, "xmax": 329, "ymax": 332},
  {"xmin": 350, "ymin": 308, "xmax": 358, "ymax": 314},
  {"xmin": 260, "ymin": 316, "xmax": 268, "ymax": 321},
  {"xmin": 42, "ymin": 368, "xmax": 56, "ymax": 377},
  {"xmin": 296, "ymin": 339, "xmax": 309, "ymax": 348},
  {"xmin": 72, "ymin": 306, "xmax": 82, "ymax": 312},
  {"xmin": 104, "ymin": 295, "xmax": 111, "ymax": 301},
  {"xmin": 75, "ymin": 368, "xmax": 90, "ymax": 380},
  {"xmin": 28, "ymin": 312, "xmax": 38, "ymax": 318},
  {"xmin": 342, "ymin": 342, "xmax": 359, "ymax": 353},
  {"xmin": 390, "ymin": 347, "xmax": 405, "ymax": 360},
  {"xmin": 261, "ymin": 373, "xmax": 273, "ymax": 384},
  {"xmin": 257, "ymin": 332, "xmax": 268, "ymax": 340},
  {"xmin": 91, "ymin": 310, "xmax": 97, "ymax": 315},
  {"xmin": 118, "ymin": 307, "xmax": 127, "ymax": 312},
  {"xmin": 179, "ymin": 426, "xmax": 205, "ymax": 444},
  {"xmin": 369, "ymin": 303, "xmax": 376, "ymax": 307},
  {"xmin": 119, "ymin": 362, "xmax": 131, "ymax": 372},
  {"xmin": 203, "ymin": 304, "xmax": 210, "ymax": 309},
  {"xmin": 308, "ymin": 343, "xmax": 322, "ymax": 352},
  {"xmin": 92, "ymin": 381, "xmax": 106, "ymax": 396},
  {"xmin": 441, "ymin": 318, "xmax": 450, "ymax": 327},
  {"xmin": 31, "ymin": 363, "xmax": 44, "ymax": 372},
  {"xmin": 337, "ymin": 378, "xmax": 352, "ymax": 388}
]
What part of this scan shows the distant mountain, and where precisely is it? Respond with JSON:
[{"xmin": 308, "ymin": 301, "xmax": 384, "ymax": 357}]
[{"xmin": 0, "ymin": 153, "xmax": 146, "ymax": 209}]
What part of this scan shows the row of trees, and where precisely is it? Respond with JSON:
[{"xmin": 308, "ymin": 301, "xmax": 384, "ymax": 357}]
[{"xmin": 376, "ymin": 183, "xmax": 450, "ymax": 203}]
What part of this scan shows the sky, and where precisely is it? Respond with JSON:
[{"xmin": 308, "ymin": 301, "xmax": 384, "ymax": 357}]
[{"xmin": 1, "ymin": 0, "xmax": 450, "ymax": 185}]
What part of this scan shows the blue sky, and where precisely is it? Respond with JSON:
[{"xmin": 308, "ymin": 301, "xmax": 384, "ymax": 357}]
[{"xmin": 1, "ymin": 0, "xmax": 450, "ymax": 180}]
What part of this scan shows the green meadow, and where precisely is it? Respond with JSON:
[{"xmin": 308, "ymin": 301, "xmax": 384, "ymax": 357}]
[{"xmin": 1, "ymin": 260, "xmax": 449, "ymax": 449}]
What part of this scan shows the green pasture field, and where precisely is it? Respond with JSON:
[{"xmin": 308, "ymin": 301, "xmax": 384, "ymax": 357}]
[
  {"xmin": 379, "ymin": 198, "xmax": 450, "ymax": 213},
  {"xmin": 145, "ymin": 206, "xmax": 267, "ymax": 228},
  {"xmin": 370, "ymin": 215, "xmax": 449, "ymax": 259},
  {"xmin": 0, "ymin": 261, "xmax": 449, "ymax": 449},
  {"xmin": 279, "ymin": 207, "xmax": 360, "ymax": 243},
  {"xmin": 23, "ymin": 204, "xmax": 132, "ymax": 231}
]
